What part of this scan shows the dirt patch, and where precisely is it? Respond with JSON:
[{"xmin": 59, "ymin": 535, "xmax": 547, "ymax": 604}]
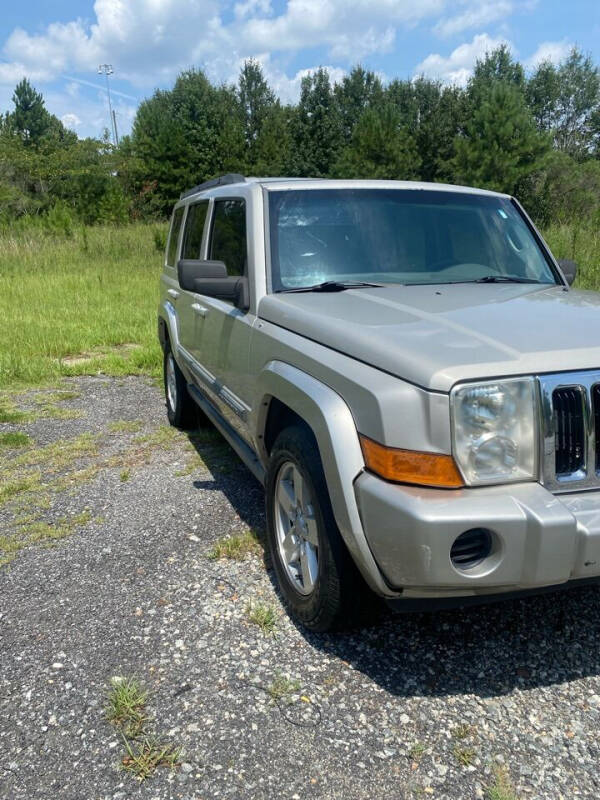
[{"xmin": 59, "ymin": 342, "xmax": 142, "ymax": 367}]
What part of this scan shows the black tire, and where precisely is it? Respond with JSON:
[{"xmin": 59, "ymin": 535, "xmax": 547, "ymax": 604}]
[
  {"xmin": 265, "ymin": 423, "xmax": 376, "ymax": 632},
  {"xmin": 163, "ymin": 342, "xmax": 198, "ymax": 429}
]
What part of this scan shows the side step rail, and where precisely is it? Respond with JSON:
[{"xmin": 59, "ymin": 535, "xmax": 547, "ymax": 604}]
[{"xmin": 187, "ymin": 384, "xmax": 265, "ymax": 485}]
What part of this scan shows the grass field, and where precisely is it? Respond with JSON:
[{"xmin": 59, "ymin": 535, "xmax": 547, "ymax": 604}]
[
  {"xmin": 0, "ymin": 220, "xmax": 598, "ymax": 390},
  {"xmin": 0, "ymin": 223, "xmax": 166, "ymax": 388}
]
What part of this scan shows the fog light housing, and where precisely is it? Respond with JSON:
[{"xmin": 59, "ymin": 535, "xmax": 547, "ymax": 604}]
[{"xmin": 450, "ymin": 528, "xmax": 493, "ymax": 570}]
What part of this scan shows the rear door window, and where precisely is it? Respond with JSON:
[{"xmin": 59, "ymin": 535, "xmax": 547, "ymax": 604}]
[
  {"xmin": 209, "ymin": 199, "xmax": 247, "ymax": 277},
  {"xmin": 181, "ymin": 201, "xmax": 209, "ymax": 260},
  {"xmin": 166, "ymin": 207, "xmax": 185, "ymax": 267}
]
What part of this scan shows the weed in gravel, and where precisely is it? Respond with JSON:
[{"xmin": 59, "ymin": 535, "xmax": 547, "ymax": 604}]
[
  {"xmin": 109, "ymin": 420, "xmax": 144, "ymax": 434},
  {"xmin": 105, "ymin": 676, "xmax": 182, "ymax": 782},
  {"xmin": 0, "ymin": 391, "xmax": 81, "ymax": 423},
  {"xmin": 0, "ymin": 510, "xmax": 92, "ymax": 564},
  {"xmin": 0, "ymin": 431, "xmax": 31, "ymax": 449},
  {"xmin": 121, "ymin": 737, "xmax": 181, "ymax": 781},
  {"xmin": 0, "ymin": 399, "xmax": 32, "ymax": 423},
  {"xmin": 0, "ymin": 474, "xmax": 41, "ymax": 506},
  {"xmin": 32, "ymin": 390, "xmax": 80, "ymax": 404},
  {"xmin": 408, "ymin": 742, "xmax": 426, "ymax": 763},
  {"xmin": 452, "ymin": 723, "xmax": 473, "ymax": 740},
  {"xmin": 208, "ymin": 529, "xmax": 262, "ymax": 560},
  {"xmin": 134, "ymin": 425, "xmax": 181, "ymax": 447},
  {"xmin": 105, "ymin": 677, "xmax": 150, "ymax": 739},
  {"xmin": 246, "ymin": 601, "xmax": 278, "ymax": 634},
  {"xmin": 267, "ymin": 673, "xmax": 301, "ymax": 703},
  {"xmin": 38, "ymin": 405, "xmax": 82, "ymax": 420},
  {"xmin": 487, "ymin": 765, "xmax": 519, "ymax": 800},
  {"xmin": 12, "ymin": 432, "xmax": 99, "ymax": 472},
  {"xmin": 454, "ymin": 744, "xmax": 476, "ymax": 766},
  {"xmin": 120, "ymin": 469, "xmax": 130, "ymax": 482},
  {"xmin": 0, "ymin": 433, "xmax": 99, "ymax": 510}
]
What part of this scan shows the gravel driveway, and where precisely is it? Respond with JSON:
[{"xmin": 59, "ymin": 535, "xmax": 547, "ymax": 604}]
[{"xmin": 1, "ymin": 376, "xmax": 600, "ymax": 800}]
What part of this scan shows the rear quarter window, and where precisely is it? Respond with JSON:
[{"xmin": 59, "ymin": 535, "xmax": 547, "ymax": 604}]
[{"xmin": 166, "ymin": 207, "xmax": 185, "ymax": 267}]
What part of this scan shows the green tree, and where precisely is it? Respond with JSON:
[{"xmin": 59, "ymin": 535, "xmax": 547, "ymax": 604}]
[
  {"xmin": 11, "ymin": 78, "xmax": 52, "ymax": 144},
  {"xmin": 334, "ymin": 65, "xmax": 384, "ymax": 144},
  {"xmin": 526, "ymin": 49, "xmax": 600, "ymax": 158},
  {"xmin": 8, "ymin": 78, "xmax": 76, "ymax": 148},
  {"xmin": 451, "ymin": 82, "xmax": 549, "ymax": 194},
  {"xmin": 334, "ymin": 107, "xmax": 420, "ymax": 179},
  {"xmin": 238, "ymin": 59, "xmax": 276, "ymax": 164},
  {"xmin": 129, "ymin": 69, "xmax": 245, "ymax": 213},
  {"xmin": 386, "ymin": 77, "xmax": 466, "ymax": 181},
  {"xmin": 289, "ymin": 69, "xmax": 343, "ymax": 177},
  {"xmin": 469, "ymin": 45, "xmax": 525, "ymax": 97},
  {"xmin": 251, "ymin": 102, "xmax": 293, "ymax": 176},
  {"xmin": 526, "ymin": 60, "xmax": 561, "ymax": 131},
  {"xmin": 553, "ymin": 48, "xmax": 600, "ymax": 157}
]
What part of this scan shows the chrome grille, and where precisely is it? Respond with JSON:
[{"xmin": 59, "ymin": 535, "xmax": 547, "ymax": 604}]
[
  {"xmin": 594, "ymin": 384, "xmax": 600, "ymax": 473},
  {"xmin": 553, "ymin": 387, "xmax": 585, "ymax": 476},
  {"xmin": 539, "ymin": 371, "xmax": 600, "ymax": 492}
]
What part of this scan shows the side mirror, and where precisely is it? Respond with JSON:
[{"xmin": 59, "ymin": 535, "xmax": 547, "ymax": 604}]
[
  {"xmin": 177, "ymin": 259, "xmax": 227, "ymax": 291},
  {"xmin": 191, "ymin": 277, "xmax": 249, "ymax": 311},
  {"xmin": 558, "ymin": 258, "xmax": 577, "ymax": 286}
]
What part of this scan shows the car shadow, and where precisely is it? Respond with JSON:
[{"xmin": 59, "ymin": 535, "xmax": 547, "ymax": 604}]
[
  {"xmin": 186, "ymin": 430, "xmax": 600, "ymax": 700},
  {"xmin": 301, "ymin": 584, "xmax": 600, "ymax": 699},
  {"xmin": 186, "ymin": 428, "xmax": 266, "ymax": 533}
]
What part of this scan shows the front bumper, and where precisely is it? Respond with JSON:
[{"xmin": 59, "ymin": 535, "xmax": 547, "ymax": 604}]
[{"xmin": 355, "ymin": 473, "xmax": 600, "ymax": 598}]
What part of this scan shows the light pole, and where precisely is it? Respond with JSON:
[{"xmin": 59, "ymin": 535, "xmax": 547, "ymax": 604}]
[{"xmin": 98, "ymin": 64, "xmax": 119, "ymax": 145}]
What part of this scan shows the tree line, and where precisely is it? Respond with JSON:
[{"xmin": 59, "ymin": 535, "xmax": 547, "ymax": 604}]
[{"xmin": 1, "ymin": 45, "xmax": 600, "ymax": 231}]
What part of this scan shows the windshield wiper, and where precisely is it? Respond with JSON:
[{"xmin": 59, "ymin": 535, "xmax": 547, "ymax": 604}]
[
  {"xmin": 471, "ymin": 275, "xmax": 543, "ymax": 284},
  {"xmin": 276, "ymin": 280, "xmax": 384, "ymax": 294}
]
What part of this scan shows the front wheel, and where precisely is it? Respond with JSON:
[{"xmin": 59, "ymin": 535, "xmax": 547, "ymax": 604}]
[{"xmin": 265, "ymin": 424, "xmax": 375, "ymax": 631}]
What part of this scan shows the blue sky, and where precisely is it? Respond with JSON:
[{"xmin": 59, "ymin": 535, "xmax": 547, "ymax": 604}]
[{"xmin": 0, "ymin": 0, "xmax": 599, "ymax": 140}]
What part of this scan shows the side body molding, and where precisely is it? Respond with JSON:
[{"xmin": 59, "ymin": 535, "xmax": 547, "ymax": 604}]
[{"xmin": 255, "ymin": 361, "xmax": 398, "ymax": 597}]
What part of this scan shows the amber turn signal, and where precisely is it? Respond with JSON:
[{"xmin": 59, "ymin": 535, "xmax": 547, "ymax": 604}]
[{"xmin": 359, "ymin": 435, "xmax": 464, "ymax": 488}]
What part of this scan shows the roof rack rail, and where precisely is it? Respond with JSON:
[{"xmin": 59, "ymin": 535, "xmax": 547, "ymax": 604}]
[{"xmin": 180, "ymin": 173, "xmax": 246, "ymax": 199}]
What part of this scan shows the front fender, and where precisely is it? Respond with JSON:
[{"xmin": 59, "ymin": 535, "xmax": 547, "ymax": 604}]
[{"xmin": 255, "ymin": 361, "xmax": 397, "ymax": 597}]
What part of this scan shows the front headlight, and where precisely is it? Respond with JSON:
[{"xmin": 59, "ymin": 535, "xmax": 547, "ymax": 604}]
[{"xmin": 451, "ymin": 378, "xmax": 537, "ymax": 485}]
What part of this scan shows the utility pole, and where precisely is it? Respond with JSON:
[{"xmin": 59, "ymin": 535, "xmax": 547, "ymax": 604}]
[{"xmin": 98, "ymin": 64, "xmax": 119, "ymax": 145}]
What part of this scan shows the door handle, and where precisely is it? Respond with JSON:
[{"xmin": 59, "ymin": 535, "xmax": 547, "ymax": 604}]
[
  {"xmin": 191, "ymin": 303, "xmax": 208, "ymax": 318},
  {"xmin": 167, "ymin": 289, "xmax": 179, "ymax": 300}
]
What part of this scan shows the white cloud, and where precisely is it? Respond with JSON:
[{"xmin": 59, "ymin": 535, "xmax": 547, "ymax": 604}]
[
  {"xmin": 433, "ymin": 0, "xmax": 513, "ymax": 38},
  {"xmin": 525, "ymin": 40, "xmax": 572, "ymax": 69},
  {"xmin": 241, "ymin": 0, "xmax": 443, "ymax": 58},
  {"xmin": 0, "ymin": 0, "xmax": 450, "ymax": 92},
  {"xmin": 0, "ymin": 0, "xmax": 566, "ymax": 138},
  {"xmin": 270, "ymin": 64, "xmax": 347, "ymax": 104},
  {"xmin": 234, "ymin": 0, "xmax": 272, "ymax": 20},
  {"xmin": 61, "ymin": 113, "xmax": 82, "ymax": 129},
  {"xmin": 415, "ymin": 32, "xmax": 510, "ymax": 86}
]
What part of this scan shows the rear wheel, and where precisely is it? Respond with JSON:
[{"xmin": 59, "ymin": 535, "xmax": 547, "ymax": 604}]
[
  {"xmin": 265, "ymin": 423, "xmax": 375, "ymax": 631},
  {"xmin": 163, "ymin": 342, "xmax": 198, "ymax": 429}
]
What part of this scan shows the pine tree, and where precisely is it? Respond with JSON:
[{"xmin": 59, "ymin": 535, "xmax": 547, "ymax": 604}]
[
  {"xmin": 238, "ymin": 59, "xmax": 276, "ymax": 165},
  {"xmin": 451, "ymin": 82, "xmax": 549, "ymax": 194},
  {"xmin": 334, "ymin": 66, "xmax": 384, "ymax": 144},
  {"xmin": 11, "ymin": 78, "xmax": 52, "ymax": 144},
  {"xmin": 289, "ymin": 69, "xmax": 343, "ymax": 177},
  {"xmin": 251, "ymin": 103, "xmax": 293, "ymax": 176},
  {"xmin": 334, "ymin": 107, "xmax": 420, "ymax": 180}
]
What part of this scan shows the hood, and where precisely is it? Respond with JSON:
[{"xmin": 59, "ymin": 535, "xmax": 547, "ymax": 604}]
[{"xmin": 258, "ymin": 284, "xmax": 600, "ymax": 392}]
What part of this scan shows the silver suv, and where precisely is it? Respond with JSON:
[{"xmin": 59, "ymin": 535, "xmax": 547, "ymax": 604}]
[{"xmin": 158, "ymin": 174, "xmax": 599, "ymax": 631}]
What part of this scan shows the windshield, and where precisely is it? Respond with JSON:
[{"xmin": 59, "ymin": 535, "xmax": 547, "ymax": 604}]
[{"xmin": 267, "ymin": 188, "xmax": 558, "ymax": 290}]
